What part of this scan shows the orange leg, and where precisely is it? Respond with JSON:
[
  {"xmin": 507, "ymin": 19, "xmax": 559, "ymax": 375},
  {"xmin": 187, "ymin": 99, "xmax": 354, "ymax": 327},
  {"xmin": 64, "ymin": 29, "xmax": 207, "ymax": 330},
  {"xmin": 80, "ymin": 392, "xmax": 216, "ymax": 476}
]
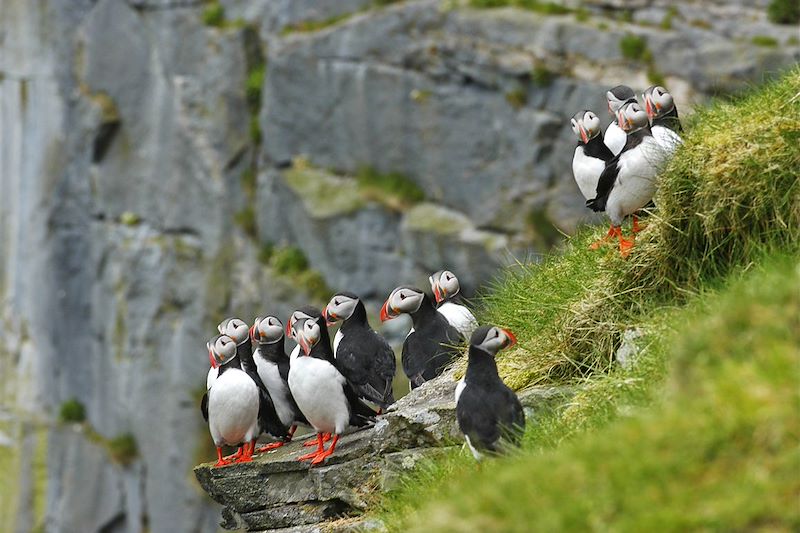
[
  {"xmin": 616, "ymin": 226, "xmax": 635, "ymax": 258},
  {"xmin": 224, "ymin": 447, "xmax": 243, "ymax": 461},
  {"xmin": 631, "ymin": 214, "xmax": 645, "ymax": 234},
  {"xmin": 298, "ymin": 433, "xmax": 325, "ymax": 461},
  {"xmin": 214, "ymin": 447, "xmax": 232, "ymax": 467},
  {"xmin": 590, "ymin": 225, "xmax": 616, "ymax": 250},
  {"xmin": 310, "ymin": 435, "xmax": 340, "ymax": 466},
  {"xmin": 256, "ymin": 441, "xmax": 285, "ymax": 453},
  {"xmin": 236, "ymin": 441, "xmax": 255, "ymax": 463},
  {"xmin": 303, "ymin": 432, "xmax": 330, "ymax": 447}
]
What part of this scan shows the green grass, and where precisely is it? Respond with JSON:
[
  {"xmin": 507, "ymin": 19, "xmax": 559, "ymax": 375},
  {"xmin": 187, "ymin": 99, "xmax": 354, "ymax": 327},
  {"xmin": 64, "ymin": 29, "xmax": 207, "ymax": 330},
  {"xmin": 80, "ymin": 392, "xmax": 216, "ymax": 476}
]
[
  {"xmin": 504, "ymin": 88, "xmax": 527, "ymax": 109},
  {"xmin": 619, "ymin": 33, "xmax": 649, "ymax": 61},
  {"xmin": 58, "ymin": 399, "xmax": 86, "ymax": 423},
  {"xmin": 271, "ymin": 246, "xmax": 309, "ymax": 275},
  {"xmin": 107, "ymin": 433, "xmax": 138, "ymax": 466},
  {"xmin": 265, "ymin": 245, "xmax": 333, "ymax": 302},
  {"xmin": 530, "ymin": 65, "xmax": 554, "ymax": 87},
  {"xmin": 768, "ymin": 0, "xmax": 800, "ymax": 24},
  {"xmin": 356, "ymin": 166, "xmax": 425, "ymax": 211},
  {"xmin": 751, "ymin": 35, "xmax": 779, "ymax": 47},
  {"xmin": 374, "ymin": 67, "xmax": 800, "ymax": 531},
  {"xmin": 467, "ymin": 0, "xmax": 572, "ymax": 15},
  {"xmin": 245, "ymin": 64, "xmax": 265, "ymax": 112},
  {"xmin": 202, "ymin": 2, "xmax": 225, "ymax": 27},
  {"xmin": 233, "ymin": 206, "xmax": 257, "ymax": 238}
]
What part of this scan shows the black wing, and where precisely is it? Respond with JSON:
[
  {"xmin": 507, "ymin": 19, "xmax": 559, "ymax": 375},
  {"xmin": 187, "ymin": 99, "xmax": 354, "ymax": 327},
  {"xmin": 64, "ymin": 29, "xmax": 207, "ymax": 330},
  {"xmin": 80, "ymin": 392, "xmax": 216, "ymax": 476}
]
[
  {"xmin": 336, "ymin": 334, "xmax": 397, "ymax": 408},
  {"xmin": 344, "ymin": 381, "xmax": 378, "ymax": 427},
  {"xmin": 587, "ymin": 157, "xmax": 620, "ymax": 212},
  {"xmin": 248, "ymin": 369, "xmax": 290, "ymax": 440},
  {"xmin": 200, "ymin": 392, "xmax": 209, "ymax": 422},
  {"xmin": 456, "ymin": 383, "xmax": 526, "ymax": 454}
]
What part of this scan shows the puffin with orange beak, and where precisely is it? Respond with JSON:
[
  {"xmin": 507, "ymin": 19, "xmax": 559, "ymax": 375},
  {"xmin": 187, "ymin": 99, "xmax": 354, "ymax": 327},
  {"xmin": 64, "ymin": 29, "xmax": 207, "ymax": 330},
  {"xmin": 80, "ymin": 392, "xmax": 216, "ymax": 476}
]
[
  {"xmin": 428, "ymin": 270, "xmax": 478, "ymax": 338},
  {"xmin": 455, "ymin": 325, "xmax": 525, "ymax": 460},
  {"xmin": 324, "ymin": 292, "xmax": 396, "ymax": 411},
  {"xmin": 642, "ymin": 85, "xmax": 683, "ymax": 154},
  {"xmin": 287, "ymin": 309, "xmax": 376, "ymax": 466},
  {"xmin": 381, "ymin": 286, "xmax": 462, "ymax": 389},
  {"xmin": 603, "ymin": 85, "xmax": 638, "ymax": 156},
  {"xmin": 586, "ymin": 101, "xmax": 666, "ymax": 258}
]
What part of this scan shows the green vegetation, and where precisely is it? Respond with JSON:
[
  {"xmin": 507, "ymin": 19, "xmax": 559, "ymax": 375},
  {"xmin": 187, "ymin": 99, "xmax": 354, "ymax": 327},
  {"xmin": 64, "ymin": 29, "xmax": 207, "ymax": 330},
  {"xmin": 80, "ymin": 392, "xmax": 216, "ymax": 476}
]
[
  {"xmin": 356, "ymin": 166, "xmax": 425, "ymax": 211},
  {"xmin": 375, "ymin": 68, "xmax": 800, "ymax": 530},
  {"xmin": 258, "ymin": 242, "xmax": 275, "ymax": 265},
  {"xmin": 281, "ymin": 13, "xmax": 353, "ymax": 35},
  {"xmin": 530, "ymin": 65, "xmax": 554, "ymax": 87},
  {"xmin": 265, "ymin": 245, "xmax": 333, "ymax": 302},
  {"xmin": 202, "ymin": 2, "xmax": 225, "ymax": 27},
  {"xmin": 119, "ymin": 211, "xmax": 141, "ymax": 226},
  {"xmin": 767, "ymin": 0, "xmax": 800, "ymax": 24},
  {"xmin": 233, "ymin": 207, "xmax": 257, "ymax": 238},
  {"xmin": 660, "ymin": 6, "xmax": 678, "ymax": 29},
  {"xmin": 107, "ymin": 433, "xmax": 138, "ymax": 466},
  {"xmin": 751, "ymin": 35, "xmax": 779, "ymax": 47},
  {"xmin": 59, "ymin": 399, "xmax": 86, "ymax": 423},
  {"xmin": 467, "ymin": 0, "xmax": 571, "ymax": 15},
  {"xmin": 619, "ymin": 33, "xmax": 649, "ymax": 61},
  {"xmin": 573, "ymin": 7, "xmax": 590, "ymax": 23},
  {"xmin": 646, "ymin": 64, "xmax": 666, "ymax": 86},
  {"xmin": 271, "ymin": 246, "xmax": 309, "ymax": 275},
  {"xmin": 245, "ymin": 65, "xmax": 265, "ymax": 112},
  {"xmin": 504, "ymin": 88, "xmax": 527, "ymax": 109}
]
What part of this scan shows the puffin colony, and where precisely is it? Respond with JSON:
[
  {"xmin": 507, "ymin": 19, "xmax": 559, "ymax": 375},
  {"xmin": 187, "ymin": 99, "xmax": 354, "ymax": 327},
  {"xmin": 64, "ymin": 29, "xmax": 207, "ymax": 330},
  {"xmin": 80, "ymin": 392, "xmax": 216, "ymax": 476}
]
[{"xmin": 202, "ymin": 84, "xmax": 682, "ymax": 467}]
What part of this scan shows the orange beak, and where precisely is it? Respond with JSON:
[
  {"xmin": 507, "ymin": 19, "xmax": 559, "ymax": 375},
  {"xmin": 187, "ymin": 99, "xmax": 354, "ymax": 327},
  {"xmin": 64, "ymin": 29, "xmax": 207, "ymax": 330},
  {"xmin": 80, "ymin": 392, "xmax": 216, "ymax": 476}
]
[
  {"xmin": 380, "ymin": 300, "xmax": 393, "ymax": 322},
  {"xmin": 298, "ymin": 335, "xmax": 311, "ymax": 356},
  {"xmin": 645, "ymin": 96, "xmax": 653, "ymax": 119},
  {"xmin": 285, "ymin": 319, "xmax": 293, "ymax": 338},
  {"xmin": 579, "ymin": 124, "xmax": 589, "ymax": 144},
  {"xmin": 433, "ymin": 283, "xmax": 445, "ymax": 305},
  {"xmin": 501, "ymin": 328, "xmax": 517, "ymax": 349},
  {"xmin": 322, "ymin": 306, "xmax": 337, "ymax": 327},
  {"xmin": 208, "ymin": 347, "xmax": 217, "ymax": 369}
]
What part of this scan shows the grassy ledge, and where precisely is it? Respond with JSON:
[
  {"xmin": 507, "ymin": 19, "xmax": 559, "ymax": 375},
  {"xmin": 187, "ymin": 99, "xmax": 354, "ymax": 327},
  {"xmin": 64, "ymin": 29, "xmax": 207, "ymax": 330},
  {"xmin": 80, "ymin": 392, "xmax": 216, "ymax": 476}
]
[{"xmin": 374, "ymin": 68, "xmax": 800, "ymax": 531}]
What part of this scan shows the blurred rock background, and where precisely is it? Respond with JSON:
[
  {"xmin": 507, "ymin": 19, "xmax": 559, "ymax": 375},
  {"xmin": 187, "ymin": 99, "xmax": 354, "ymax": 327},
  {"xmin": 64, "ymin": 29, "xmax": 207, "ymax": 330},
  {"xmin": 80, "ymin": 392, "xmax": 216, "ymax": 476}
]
[{"xmin": 0, "ymin": 0, "xmax": 796, "ymax": 531}]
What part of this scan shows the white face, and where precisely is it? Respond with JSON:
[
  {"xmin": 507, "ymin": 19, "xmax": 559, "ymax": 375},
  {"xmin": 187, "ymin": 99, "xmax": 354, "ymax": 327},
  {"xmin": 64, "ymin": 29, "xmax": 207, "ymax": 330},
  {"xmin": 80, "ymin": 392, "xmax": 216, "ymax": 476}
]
[
  {"xmin": 473, "ymin": 326, "xmax": 517, "ymax": 356},
  {"xmin": 381, "ymin": 287, "xmax": 424, "ymax": 320},
  {"xmin": 210, "ymin": 334, "xmax": 237, "ymax": 366},
  {"xmin": 430, "ymin": 270, "xmax": 461, "ymax": 304},
  {"xmin": 646, "ymin": 86, "xmax": 674, "ymax": 119},
  {"xmin": 325, "ymin": 294, "xmax": 359, "ymax": 323},
  {"xmin": 296, "ymin": 318, "xmax": 321, "ymax": 355},
  {"xmin": 221, "ymin": 318, "xmax": 249, "ymax": 344},
  {"xmin": 255, "ymin": 316, "xmax": 284, "ymax": 343},
  {"xmin": 571, "ymin": 110, "xmax": 602, "ymax": 144},
  {"xmin": 617, "ymin": 102, "xmax": 649, "ymax": 132},
  {"xmin": 287, "ymin": 310, "xmax": 313, "ymax": 340}
]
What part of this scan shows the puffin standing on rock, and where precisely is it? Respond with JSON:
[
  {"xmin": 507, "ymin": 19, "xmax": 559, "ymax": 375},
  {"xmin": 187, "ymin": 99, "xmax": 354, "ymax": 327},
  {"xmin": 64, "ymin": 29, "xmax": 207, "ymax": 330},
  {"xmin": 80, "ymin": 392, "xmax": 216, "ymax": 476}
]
[
  {"xmin": 250, "ymin": 315, "xmax": 308, "ymax": 451},
  {"xmin": 323, "ymin": 292, "xmax": 396, "ymax": 412},
  {"xmin": 429, "ymin": 270, "xmax": 478, "ymax": 339},
  {"xmin": 202, "ymin": 335, "xmax": 261, "ymax": 466},
  {"xmin": 587, "ymin": 101, "xmax": 665, "ymax": 258},
  {"xmin": 604, "ymin": 85, "xmax": 638, "ymax": 156},
  {"xmin": 288, "ymin": 309, "xmax": 377, "ymax": 466},
  {"xmin": 381, "ymin": 286, "xmax": 462, "ymax": 389},
  {"xmin": 455, "ymin": 325, "xmax": 525, "ymax": 460},
  {"xmin": 570, "ymin": 110, "xmax": 616, "ymax": 247}
]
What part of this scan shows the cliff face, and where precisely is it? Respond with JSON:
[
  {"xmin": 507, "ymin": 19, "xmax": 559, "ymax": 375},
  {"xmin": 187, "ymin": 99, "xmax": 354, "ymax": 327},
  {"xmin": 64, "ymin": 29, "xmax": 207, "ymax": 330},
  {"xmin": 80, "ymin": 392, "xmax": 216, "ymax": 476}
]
[{"xmin": 0, "ymin": 0, "xmax": 796, "ymax": 531}]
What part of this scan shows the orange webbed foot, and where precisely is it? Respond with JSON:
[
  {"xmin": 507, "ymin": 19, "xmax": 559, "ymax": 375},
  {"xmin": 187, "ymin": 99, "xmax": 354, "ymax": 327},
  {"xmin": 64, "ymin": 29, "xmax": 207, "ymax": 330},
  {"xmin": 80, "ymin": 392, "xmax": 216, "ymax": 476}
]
[{"xmin": 256, "ymin": 442, "xmax": 285, "ymax": 454}]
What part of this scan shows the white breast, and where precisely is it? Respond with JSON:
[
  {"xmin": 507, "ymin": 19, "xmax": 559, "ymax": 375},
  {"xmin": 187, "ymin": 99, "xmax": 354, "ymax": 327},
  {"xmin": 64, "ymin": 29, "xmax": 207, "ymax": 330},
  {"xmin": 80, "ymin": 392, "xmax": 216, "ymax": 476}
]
[
  {"xmin": 289, "ymin": 344, "xmax": 300, "ymax": 364},
  {"xmin": 333, "ymin": 329, "xmax": 343, "ymax": 358},
  {"xmin": 208, "ymin": 368, "xmax": 260, "ymax": 447},
  {"xmin": 254, "ymin": 350, "xmax": 295, "ymax": 427},
  {"xmin": 206, "ymin": 367, "xmax": 218, "ymax": 390},
  {"xmin": 438, "ymin": 302, "xmax": 478, "ymax": 339},
  {"xmin": 572, "ymin": 147, "xmax": 607, "ymax": 201},
  {"xmin": 652, "ymin": 125, "xmax": 682, "ymax": 156},
  {"xmin": 455, "ymin": 378, "xmax": 466, "ymax": 404},
  {"xmin": 604, "ymin": 122, "xmax": 627, "ymax": 156},
  {"xmin": 288, "ymin": 357, "xmax": 350, "ymax": 435},
  {"xmin": 604, "ymin": 137, "xmax": 663, "ymax": 226}
]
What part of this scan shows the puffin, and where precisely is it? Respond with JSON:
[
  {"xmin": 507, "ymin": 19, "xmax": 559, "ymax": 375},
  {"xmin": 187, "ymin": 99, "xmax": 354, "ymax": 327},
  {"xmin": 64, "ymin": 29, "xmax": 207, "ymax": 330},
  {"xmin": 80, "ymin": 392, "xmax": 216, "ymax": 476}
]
[
  {"xmin": 287, "ymin": 309, "xmax": 377, "ymax": 466},
  {"xmin": 323, "ymin": 292, "xmax": 396, "ymax": 411},
  {"xmin": 218, "ymin": 317, "xmax": 290, "ymax": 447},
  {"xmin": 570, "ymin": 110, "xmax": 617, "ymax": 248},
  {"xmin": 455, "ymin": 325, "xmax": 525, "ymax": 460},
  {"xmin": 586, "ymin": 101, "xmax": 665, "ymax": 258},
  {"xmin": 286, "ymin": 308, "xmax": 316, "ymax": 364},
  {"xmin": 250, "ymin": 315, "xmax": 309, "ymax": 451},
  {"xmin": 642, "ymin": 85, "xmax": 683, "ymax": 154},
  {"xmin": 202, "ymin": 334, "xmax": 261, "ymax": 466},
  {"xmin": 604, "ymin": 85, "xmax": 638, "ymax": 156},
  {"xmin": 380, "ymin": 286, "xmax": 463, "ymax": 389},
  {"xmin": 428, "ymin": 270, "xmax": 478, "ymax": 339}
]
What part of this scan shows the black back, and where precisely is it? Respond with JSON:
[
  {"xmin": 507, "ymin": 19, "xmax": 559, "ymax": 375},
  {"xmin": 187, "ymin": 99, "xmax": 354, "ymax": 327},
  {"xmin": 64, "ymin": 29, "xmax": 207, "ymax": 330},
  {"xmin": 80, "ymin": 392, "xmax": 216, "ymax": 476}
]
[
  {"xmin": 456, "ymin": 345, "xmax": 525, "ymax": 454},
  {"xmin": 303, "ymin": 310, "xmax": 378, "ymax": 426},
  {"xmin": 235, "ymin": 338, "xmax": 289, "ymax": 440},
  {"xmin": 335, "ymin": 299, "xmax": 397, "ymax": 409},
  {"xmin": 402, "ymin": 294, "xmax": 463, "ymax": 389},
  {"xmin": 586, "ymin": 128, "xmax": 652, "ymax": 213},
  {"xmin": 654, "ymin": 106, "xmax": 682, "ymax": 133},
  {"xmin": 255, "ymin": 338, "xmax": 308, "ymax": 426},
  {"xmin": 580, "ymin": 133, "xmax": 615, "ymax": 163}
]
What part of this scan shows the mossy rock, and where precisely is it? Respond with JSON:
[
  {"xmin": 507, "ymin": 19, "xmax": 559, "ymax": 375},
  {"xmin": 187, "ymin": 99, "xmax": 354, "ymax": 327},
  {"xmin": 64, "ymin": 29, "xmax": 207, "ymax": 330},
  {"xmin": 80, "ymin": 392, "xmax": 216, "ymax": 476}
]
[{"xmin": 283, "ymin": 166, "xmax": 366, "ymax": 218}]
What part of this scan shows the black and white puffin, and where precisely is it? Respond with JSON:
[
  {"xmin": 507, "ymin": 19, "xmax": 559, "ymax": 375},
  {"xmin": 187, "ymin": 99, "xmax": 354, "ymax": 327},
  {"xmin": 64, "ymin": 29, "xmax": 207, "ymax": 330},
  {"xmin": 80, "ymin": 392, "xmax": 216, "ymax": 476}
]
[
  {"xmin": 380, "ymin": 286, "xmax": 462, "ymax": 389},
  {"xmin": 587, "ymin": 101, "xmax": 665, "ymax": 258},
  {"xmin": 202, "ymin": 334, "xmax": 261, "ymax": 466},
  {"xmin": 428, "ymin": 270, "xmax": 478, "ymax": 339},
  {"xmin": 455, "ymin": 325, "xmax": 525, "ymax": 460},
  {"xmin": 286, "ymin": 308, "xmax": 316, "ymax": 364},
  {"xmin": 642, "ymin": 85, "xmax": 683, "ymax": 154},
  {"xmin": 323, "ymin": 292, "xmax": 396, "ymax": 411},
  {"xmin": 287, "ymin": 309, "xmax": 377, "ymax": 466},
  {"xmin": 604, "ymin": 85, "xmax": 638, "ymax": 156},
  {"xmin": 218, "ymin": 317, "xmax": 290, "ymax": 447},
  {"xmin": 571, "ymin": 110, "xmax": 617, "ymax": 248},
  {"xmin": 250, "ymin": 315, "xmax": 308, "ymax": 451}
]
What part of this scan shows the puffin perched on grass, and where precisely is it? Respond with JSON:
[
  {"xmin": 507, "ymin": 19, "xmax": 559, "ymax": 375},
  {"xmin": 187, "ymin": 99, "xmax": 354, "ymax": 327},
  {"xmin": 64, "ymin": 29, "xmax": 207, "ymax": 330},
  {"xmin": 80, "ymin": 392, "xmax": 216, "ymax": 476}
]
[
  {"xmin": 288, "ymin": 308, "xmax": 376, "ymax": 466},
  {"xmin": 429, "ymin": 270, "xmax": 478, "ymax": 339},
  {"xmin": 381, "ymin": 286, "xmax": 462, "ymax": 389},
  {"xmin": 587, "ymin": 101, "xmax": 665, "ymax": 258},
  {"xmin": 642, "ymin": 85, "xmax": 683, "ymax": 154},
  {"xmin": 456, "ymin": 325, "xmax": 525, "ymax": 460},
  {"xmin": 323, "ymin": 292, "xmax": 396, "ymax": 412}
]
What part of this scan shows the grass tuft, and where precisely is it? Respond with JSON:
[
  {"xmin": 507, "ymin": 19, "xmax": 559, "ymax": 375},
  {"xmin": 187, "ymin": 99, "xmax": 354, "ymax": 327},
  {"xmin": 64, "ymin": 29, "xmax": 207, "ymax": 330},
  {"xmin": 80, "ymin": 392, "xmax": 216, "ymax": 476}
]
[
  {"xmin": 468, "ymin": 0, "xmax": 572, "ymax": 15},
  {"xmin": 619, "ymin": 33, "xmax": 649, "ymax": 61},
  {"xmin": 202, "ymin": 2, "xmax": 225, "ymax": 27},
  {"xmin": 233, "ymin": 207, "xmax": 257, "ymax": 238},
  {"xmin": 59, "ymin": 399, "xmax": 86, "ymax": 423},
  {"xmin": 107, "ymin": 433, "xmax": 138, "ymax": 466},
  {"xmin": 356, "ymin": 166, "xmax": 425, "ymax": 211},
  {"xmin": 271, "ymin": 246, "xmax": 309, "ymax": 275},
  {"xmin": 751, "ymin": 35, "xmax": 779, "ymax": 47},
  {"xmin": 767, "ymin": 0, "xmax": 800, "ymax": 24}
]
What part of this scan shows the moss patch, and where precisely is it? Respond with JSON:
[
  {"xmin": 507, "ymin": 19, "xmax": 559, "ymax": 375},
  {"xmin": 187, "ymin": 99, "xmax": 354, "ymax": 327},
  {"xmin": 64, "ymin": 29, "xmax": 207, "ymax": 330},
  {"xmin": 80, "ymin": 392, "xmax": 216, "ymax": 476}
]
[
  {"xmin": 355, "ymin": 166, "xmax": 425, "ymax": 211},
  {"xmin": 284, "ymin": 162, "xmax": 366, "ymax": 218},
  {"xmin": 59, "ymin": 399, "xmax": 86, "ymax": 423}
]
